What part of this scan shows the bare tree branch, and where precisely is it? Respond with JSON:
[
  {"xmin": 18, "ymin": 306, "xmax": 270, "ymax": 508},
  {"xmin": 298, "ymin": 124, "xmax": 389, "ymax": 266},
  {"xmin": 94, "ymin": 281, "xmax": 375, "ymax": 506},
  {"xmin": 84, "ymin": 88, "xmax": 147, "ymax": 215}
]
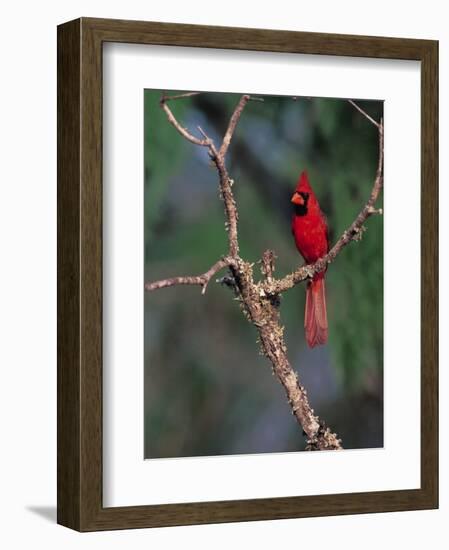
[
  {"xmin": 219, "ymin": 94, "xmax": 250, "ymax": 158},
  {"xmin": 213, "ymin": 150, "xmax": 240, "ymax": 257},
  {"xmin": 144, "ymin": 92, "xmax": 383, "ymax": 451},
  {"xmin": 162, "ymin": 91, "xmax": 201, "ymax": 102},
  {"xmin": 228, "ymin": 257, "xmax": 342, "ymax": 450},
  {"xmin": 160, "ymin": 96, "xmax": 211, "ymax": 147},
  {"xmin": 144, "ymin": 257, "xmax": 234, "ymax": 295},
  {"xmin": 348, "ymin": 99, "xmax": 381, "ymax": 129}
]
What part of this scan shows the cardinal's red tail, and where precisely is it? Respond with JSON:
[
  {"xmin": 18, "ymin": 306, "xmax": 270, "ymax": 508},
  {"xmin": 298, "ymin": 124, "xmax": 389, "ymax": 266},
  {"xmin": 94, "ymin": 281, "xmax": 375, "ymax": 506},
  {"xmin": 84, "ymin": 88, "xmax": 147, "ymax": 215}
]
[{"xmin": 304, "ymin": 278, "xmax": 328, "ymax": 348}]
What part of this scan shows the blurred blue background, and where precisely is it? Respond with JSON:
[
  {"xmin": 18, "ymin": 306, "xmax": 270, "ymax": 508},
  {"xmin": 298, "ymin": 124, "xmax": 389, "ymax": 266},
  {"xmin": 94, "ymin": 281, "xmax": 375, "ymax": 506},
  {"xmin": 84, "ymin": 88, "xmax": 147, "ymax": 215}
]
[{"xmin": 144, "ymin": 90, "xmax": 383, "ymax": 458}]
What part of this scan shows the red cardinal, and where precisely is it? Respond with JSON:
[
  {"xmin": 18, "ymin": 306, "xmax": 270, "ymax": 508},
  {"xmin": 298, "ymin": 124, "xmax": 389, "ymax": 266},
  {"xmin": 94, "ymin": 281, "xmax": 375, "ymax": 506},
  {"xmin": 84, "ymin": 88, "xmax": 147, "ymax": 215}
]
[{"xmin": 291, "ymin": 171, "xmax": 329, "ymax": 348}]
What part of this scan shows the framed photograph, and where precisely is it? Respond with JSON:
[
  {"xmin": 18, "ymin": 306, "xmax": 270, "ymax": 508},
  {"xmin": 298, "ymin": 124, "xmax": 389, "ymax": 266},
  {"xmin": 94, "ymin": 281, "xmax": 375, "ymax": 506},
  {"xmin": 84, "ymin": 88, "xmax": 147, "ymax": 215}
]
[{"xmin": 57, "ymin": 17, "xmax": 438, "ymax": 531}]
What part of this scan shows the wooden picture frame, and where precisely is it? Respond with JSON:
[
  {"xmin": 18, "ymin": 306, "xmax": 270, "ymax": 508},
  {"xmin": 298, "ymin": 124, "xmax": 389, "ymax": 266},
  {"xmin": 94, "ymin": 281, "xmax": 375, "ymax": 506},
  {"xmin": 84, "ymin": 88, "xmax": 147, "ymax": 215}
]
[{"xmin": 57, "ymin": 17, "xmax": 438, "ymax": 531}]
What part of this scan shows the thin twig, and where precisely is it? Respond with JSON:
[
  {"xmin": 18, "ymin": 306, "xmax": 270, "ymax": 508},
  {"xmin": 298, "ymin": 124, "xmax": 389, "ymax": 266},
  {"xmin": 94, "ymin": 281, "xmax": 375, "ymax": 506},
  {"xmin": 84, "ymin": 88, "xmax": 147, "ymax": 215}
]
[
  {"xmin": 160, "ymin": 97, "xmax": 211, "ymax": 147},
  {"xmin": 162, "ymin": 91, "xmax": 202, "ymax": 102},
  {"xmin": 145, "ymin": 257, "xmax": 234, "ymax": 295},
  {"xmin": 219, "ymin": 94, "xmax": 250, "ymax": 158},
  {"xmin": 348, "ymin": 99, "xmax": 381, "ymax": 129}
]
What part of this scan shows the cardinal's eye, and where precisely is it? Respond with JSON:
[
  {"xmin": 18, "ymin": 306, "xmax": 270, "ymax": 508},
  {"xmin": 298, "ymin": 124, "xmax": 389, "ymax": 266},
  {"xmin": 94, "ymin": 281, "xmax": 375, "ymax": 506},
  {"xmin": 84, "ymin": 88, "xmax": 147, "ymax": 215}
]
[{"xmin": 300, "ymin": 192, "xmax": 309, "ymax": 201}]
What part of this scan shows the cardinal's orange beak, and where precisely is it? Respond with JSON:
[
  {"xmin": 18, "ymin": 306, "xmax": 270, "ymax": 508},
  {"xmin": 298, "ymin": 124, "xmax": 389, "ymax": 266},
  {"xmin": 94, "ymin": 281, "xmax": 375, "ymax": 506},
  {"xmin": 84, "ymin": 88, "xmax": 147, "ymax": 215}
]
[{"xmin": 291, "ymin": 192, "xmax": 304, "ymax": 206}]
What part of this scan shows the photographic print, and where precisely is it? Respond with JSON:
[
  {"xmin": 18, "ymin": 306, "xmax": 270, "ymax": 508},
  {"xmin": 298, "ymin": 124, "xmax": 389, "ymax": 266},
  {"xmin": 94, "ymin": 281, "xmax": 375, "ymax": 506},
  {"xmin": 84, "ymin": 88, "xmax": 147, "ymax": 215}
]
[
  {"xmin": 144, "ymin": 90, "xmax": 384, "ymax": 459},
  {"xmin": 58, "ymin": 18, "xmax": 438, "ymax": 530}
]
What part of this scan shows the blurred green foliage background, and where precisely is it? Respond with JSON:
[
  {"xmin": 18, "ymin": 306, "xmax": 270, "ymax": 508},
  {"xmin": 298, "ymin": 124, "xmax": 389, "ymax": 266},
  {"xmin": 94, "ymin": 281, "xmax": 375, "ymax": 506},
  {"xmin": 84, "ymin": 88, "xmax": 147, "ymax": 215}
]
[{"xmin": 144, "ymin": 90, "xmax": 383, "ymax": 458}]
